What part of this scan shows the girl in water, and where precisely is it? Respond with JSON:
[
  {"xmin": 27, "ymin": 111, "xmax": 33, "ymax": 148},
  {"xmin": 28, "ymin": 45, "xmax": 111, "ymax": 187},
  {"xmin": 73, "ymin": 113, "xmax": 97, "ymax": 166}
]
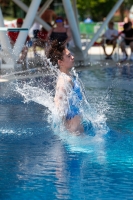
[{"xmin": 46, "ymin": 40, "xmax": 86, "ymax": 135}]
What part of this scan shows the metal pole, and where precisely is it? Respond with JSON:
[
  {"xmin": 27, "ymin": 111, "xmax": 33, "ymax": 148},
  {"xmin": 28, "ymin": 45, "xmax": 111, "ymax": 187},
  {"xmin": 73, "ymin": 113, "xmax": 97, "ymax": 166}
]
[
  {"xmin": 38, "ymin": 0, "xmax": 53, "ymax": 17},
  {"xmin": 12, "ymin": 0, "xmax": 51, "ymax": 31},
  {"xmin": 71, "ymin": 0, "xmax": 79, "ymax": 30},
  {"xmin": 0, "ymin": 8, "xmax": 14, "ymax": 65},
  {"xmin": 84, "ymin": 0, "xmax": 124, "ymax": 57},
  {"xmin": 13, "ymin": 0, "xmax": 41, "ymax": 60},
  {"xmin": 62, "ymin": 0, "xmax": 83, "ymax": 59}
]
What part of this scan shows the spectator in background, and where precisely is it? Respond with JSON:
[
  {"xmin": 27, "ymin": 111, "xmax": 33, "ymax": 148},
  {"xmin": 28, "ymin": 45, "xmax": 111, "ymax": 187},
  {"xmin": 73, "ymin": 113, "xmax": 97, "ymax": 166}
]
[
  {"xmin": 64, "ymin": 18, "xmax": 75, "ymax": 48},
  {"xmin": 46, "ymin": 16, "xmax": 71, "ymax": 46},
  {"xmin": 31, "ymin": 5, "xmax": 41, "ymax": 39},
  {"xmin": 124, "ymin": 16, "xmax": 131, "ymax": 23},
  {"xmin": 8, "ymin": 18, "xmax": 30, "ymax": 63},
  {"xmin": 101, "ymin": 21, "xmax": 118, "ymax": 59},
  {"xmin": 119, "ymin": 22, "xmax": 133, "ymax": 61},
  {"xmin": 41, "ymin": 7, "xmax": 57, "ymax": 27},
  {"xmin": 32, "ymin": 27, "xmax": 48, "ymax": 56},
  {"xmin": 84, "ymin": 16, "xmax": 93, "ymax": 23},
  {"xmin": 32, "ymin": 22, "xmax": 40, "ymax": 39}
]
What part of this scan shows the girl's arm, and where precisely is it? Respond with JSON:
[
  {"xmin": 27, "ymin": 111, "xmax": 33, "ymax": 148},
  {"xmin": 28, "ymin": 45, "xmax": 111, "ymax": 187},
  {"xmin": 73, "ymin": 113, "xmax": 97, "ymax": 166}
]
[{"xmin": 54, "ymin": 75, "xmax": 72, "ymax": 119}]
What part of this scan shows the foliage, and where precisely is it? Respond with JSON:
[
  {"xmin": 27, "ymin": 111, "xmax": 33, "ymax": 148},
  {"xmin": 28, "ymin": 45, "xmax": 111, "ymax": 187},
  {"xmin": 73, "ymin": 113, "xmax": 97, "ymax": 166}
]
[
  {"xmin": 77, "ymin": 0, "xmax": 133, "ymax": 22},
  {"xmin": 77, "ymin": 0, "xmax": 117, "ymax": 21},
  {"xmin": 1, "ymin": 0, "xmax": 60, "ymax": 19},
  {"xmin": 1, "ymin": 0, "xmax": 133, "ymax": 22}
]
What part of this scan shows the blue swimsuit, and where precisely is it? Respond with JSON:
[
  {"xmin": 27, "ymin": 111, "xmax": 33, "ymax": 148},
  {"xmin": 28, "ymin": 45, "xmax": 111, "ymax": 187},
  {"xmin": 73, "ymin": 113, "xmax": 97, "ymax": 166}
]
[
  {"xmin": 56, "ymin": 74, "xmax": 95, "ymax": 136},
  {"xmin": 66, "ymin": 77, "xmax": 82, "ymax": 120}
]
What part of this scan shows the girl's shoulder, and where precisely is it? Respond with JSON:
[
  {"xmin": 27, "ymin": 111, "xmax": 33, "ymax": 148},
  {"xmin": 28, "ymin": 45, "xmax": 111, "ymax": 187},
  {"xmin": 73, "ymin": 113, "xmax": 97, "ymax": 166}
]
[
  {"xmin": 60, "ymin": 72, "xmax": 72, "ymax": 80},
  {"xmin": 57, "ymin": 73, "xmax": 72, "ymax": 86}
]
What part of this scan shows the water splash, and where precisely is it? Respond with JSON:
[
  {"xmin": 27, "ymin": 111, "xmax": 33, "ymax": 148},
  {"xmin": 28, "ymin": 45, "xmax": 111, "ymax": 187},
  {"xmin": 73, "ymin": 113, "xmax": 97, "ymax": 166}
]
[{"xmin": 11, "ymin": 57, "xmax": 110, "ymax": 149}]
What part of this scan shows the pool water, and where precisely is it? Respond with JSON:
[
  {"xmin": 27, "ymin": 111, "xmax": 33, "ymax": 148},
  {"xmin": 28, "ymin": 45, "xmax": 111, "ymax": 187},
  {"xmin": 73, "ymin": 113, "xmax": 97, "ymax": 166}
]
[{"xmin": 0, "ymin": 63, "xmax": 133, "ymax": 199}]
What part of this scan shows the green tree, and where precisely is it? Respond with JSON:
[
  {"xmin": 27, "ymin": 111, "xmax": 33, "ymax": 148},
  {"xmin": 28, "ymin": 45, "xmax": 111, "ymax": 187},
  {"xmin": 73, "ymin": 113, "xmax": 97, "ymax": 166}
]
[
  {"xmin": 1, "ymin": 0, "xmax": 56, "ymax": 19},
  {"xmin": 77, "ymin": 0, "xmax": 118, "ymax": 21},
  {"xmin": 1, "ymin": 0, "xmax": 133, "ymax": 22},
  {"xmin": 77, "ymin": 0, "xmax": 133, "ymax": 22}
]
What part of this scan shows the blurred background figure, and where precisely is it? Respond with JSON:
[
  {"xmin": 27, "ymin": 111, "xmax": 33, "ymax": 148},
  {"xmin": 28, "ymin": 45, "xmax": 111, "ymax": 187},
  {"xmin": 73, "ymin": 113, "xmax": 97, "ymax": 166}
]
[
  {"xmin": 124, "ymin": 16, "xmax": 131, "ymax": 23},
  {"xmin": 41, "ymin": 6, "xmax": 57, "ymax": 27},
  {"xmin": 64, "ymin": 18, "xmax": 75, "ymax": 48},
  {"xmin": 31, "ymin": 22, "xmax": 41, "ymax": 39},
  {"xmin": 46, "ymin": 16, "xmax": 71, "ymax": 46},
  {"xmin": 32, "ymin": 27, "xmax": 48, "ymax": 56},
  {"xmin": 84, "ymin": 16, "xmax": 93, "ymax": 23},
  {"xmin": 8, "ymin": 18, "xmax": 30, "ymax": 64},
  {"xmin": 119, "ymin": 22, "xmax": 133, "ymax": 61},
  {"xmin": 31, "ymin": 5, "xmax": 41, "ymax": 39},
  {"xmin": 129, "ymin": 5, "xmax": 133, "ymax": 24},
  {"xmin": 101, "ymin": 21, "xmax": 118, "ymax": 59}
]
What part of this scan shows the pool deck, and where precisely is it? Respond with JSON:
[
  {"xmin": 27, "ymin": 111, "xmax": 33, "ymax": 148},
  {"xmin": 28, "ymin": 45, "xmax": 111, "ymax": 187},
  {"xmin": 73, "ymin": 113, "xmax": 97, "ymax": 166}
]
[
  {"xmin": 86, "ymin": 45, "xmax": 132, "ymax": 62},
  {"xmin": 0, "ymin": 45, "xmax": 132, "ymax": 82}
]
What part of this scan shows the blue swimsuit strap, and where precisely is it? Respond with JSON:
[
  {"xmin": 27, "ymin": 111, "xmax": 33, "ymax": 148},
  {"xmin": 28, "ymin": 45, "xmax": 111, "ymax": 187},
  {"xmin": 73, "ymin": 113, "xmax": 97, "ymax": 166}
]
[
  {"xmin": 72, "ymin": 77, "xmax": 82, "ymax": 100},
  {"xmin": 66, "ymin": 77, "xmax": 82, "ymax": 120}
]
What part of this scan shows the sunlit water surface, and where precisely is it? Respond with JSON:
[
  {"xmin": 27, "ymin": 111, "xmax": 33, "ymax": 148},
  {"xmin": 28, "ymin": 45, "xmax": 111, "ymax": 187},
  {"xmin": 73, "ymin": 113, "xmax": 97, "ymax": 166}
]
[{"xmin": 0, "ymin": 63, "xmax": 133, "ymax": 199}]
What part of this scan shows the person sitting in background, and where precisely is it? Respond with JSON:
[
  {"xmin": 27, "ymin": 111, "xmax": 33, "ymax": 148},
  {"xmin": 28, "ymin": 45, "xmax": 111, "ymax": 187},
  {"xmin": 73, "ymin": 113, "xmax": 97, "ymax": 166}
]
[
  {"xmin": 84, "ymin": 16, "xmax": 93, "ymax": 23},
  {"xmin": 31, "ymin": 5, "xmax": 41, "ymax": 39},
  {"xmin": 124, "ymin": 15, "xmax": 131, "ymax": 23},
  {"xmin": 64, "ymin": 18, "xmax": 75, "ymax": 48},
  {"xmin": 119, "ymin": 22, "xmax": 133, "ymax": 61},
  {"xmin": 32, "ymin": 27, "xmax": 48, "ymax": 56},
  {"xmin": 8, "ymin": 18, "xmax": 30, "ymax": 63},
  {"xmin": 101, "ymin": 21, "xmax": 118, "ymax": 59},
  {"xmin": 41, "ymin": 7, "xmax": 57, "ymax": 27},
  {"xmin": 46, "ymin": 16, "xmax": 71, "ymax": 46},
  {"xmin": 32, "ymin": 22, "xmax": 41, "ymax": 40}
]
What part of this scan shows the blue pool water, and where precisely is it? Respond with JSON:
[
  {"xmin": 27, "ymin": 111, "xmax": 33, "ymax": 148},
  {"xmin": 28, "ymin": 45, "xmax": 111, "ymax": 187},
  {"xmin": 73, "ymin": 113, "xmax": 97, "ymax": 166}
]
[{"xmin": 0, "ymin": 63, "xmax": 133, "ymax": 199}]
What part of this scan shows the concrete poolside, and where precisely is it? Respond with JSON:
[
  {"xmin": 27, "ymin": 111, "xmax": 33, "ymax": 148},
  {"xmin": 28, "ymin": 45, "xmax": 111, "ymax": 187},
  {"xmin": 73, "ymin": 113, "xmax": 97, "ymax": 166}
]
[
  {"xmin": 26, "ymin": 45, "xmax": 132, "ymax": 62},
  {"xmin": 0, "ymin": 45, "xmax": 132, "ymax": 82},
  {"xmin": 86, "ymin": 45, "xmax": 132, "ymax": 62}
]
